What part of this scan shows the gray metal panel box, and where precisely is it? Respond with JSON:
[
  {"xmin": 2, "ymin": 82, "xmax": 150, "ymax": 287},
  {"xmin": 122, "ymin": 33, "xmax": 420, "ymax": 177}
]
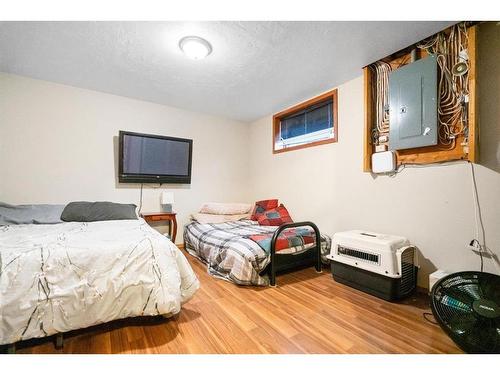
[{"xmin": 389, "ymin": 55, "xmax": 438, "ymax": 151}]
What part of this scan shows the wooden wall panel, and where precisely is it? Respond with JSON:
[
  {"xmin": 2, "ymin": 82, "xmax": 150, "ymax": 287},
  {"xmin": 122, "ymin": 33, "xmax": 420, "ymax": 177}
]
[
  {"xmin": 363, "ymin": 67, "xmax": 373, "ymax": 172},
  {"xmin": 467, "ymin": 25, "xmax": 478, "ymax": 163}
]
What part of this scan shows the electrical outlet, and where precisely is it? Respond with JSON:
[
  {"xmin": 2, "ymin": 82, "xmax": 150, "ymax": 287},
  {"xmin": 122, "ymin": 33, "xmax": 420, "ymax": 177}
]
[
  {"xmin": 468, "ymin": 239, "xmax": 481, "ymax": 253},
  {"xmin": 467, "ymin": 240, "xmax": 491, "ymax": 258}
]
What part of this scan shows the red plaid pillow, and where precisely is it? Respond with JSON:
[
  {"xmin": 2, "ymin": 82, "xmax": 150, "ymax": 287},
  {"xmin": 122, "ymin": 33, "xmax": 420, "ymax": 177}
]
[
  {"xmin": 250, "ymin": 199, "xmax": 279, "ymax": 220},
  {"xmin": 255, "ymin": 204, "xmax": 293, "ymax": 226}
]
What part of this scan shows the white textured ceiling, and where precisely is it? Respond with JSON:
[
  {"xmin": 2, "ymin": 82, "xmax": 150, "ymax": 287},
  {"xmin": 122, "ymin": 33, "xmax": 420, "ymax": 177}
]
[{"xmin": 0, "ymin": 21, "xmax": 454, "ymax": 122}]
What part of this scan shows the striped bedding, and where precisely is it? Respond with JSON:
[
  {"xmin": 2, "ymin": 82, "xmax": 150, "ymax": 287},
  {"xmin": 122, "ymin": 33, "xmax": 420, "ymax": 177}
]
[{"xmin": 183, "ymin": 220, "xmax": 331, "ymax": 286}]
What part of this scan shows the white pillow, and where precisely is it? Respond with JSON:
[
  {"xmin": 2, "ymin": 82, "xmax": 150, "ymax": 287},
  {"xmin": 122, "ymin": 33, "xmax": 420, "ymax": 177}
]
[
  {"xmin": 199, "ymin": 202, "xmax": 252, "ymax": 215},
  {"xmin": 191, "ymin": 212, "xmax": 251, "ymax": 224}
]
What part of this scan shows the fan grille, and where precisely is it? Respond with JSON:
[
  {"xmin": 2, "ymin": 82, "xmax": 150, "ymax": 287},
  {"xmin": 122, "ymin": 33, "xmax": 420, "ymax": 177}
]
[{"xmin": 431, "ymin": 271, "xmax": 500, "ymax": 353}]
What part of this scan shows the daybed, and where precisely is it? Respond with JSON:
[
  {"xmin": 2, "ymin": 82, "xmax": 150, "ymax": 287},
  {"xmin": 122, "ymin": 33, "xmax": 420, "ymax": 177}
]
[{"xmin": 184, "ymin": 202, "xmax": 331, "ymax": 286}]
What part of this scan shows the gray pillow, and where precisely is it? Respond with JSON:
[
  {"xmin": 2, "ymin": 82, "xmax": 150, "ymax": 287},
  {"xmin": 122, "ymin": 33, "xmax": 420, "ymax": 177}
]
[
  {"xmin": 61, "ymin": 201, "xmax": 138, "ymax": 222},
  {"xmin": 0, "ymin": 202, "xmax": 65, "ymax": 225}
]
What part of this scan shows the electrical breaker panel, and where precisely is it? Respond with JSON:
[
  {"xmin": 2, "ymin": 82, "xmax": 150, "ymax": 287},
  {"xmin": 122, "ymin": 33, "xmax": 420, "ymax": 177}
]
[{"xmin": 388, "ymin": 55, "xmax": 438, "ymax": 151}]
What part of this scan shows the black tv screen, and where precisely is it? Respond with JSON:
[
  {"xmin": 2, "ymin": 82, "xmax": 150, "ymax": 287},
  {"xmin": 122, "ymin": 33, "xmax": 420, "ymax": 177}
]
[{"xmin": 119, "ymin": 131, "xmax": 192, "ymax": 184}]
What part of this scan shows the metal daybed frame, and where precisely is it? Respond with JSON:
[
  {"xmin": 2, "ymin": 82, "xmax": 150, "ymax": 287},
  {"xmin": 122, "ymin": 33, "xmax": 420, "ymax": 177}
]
[{"xmin": 263, "ymin": 221, "xmax": 322, "ymax": 286}]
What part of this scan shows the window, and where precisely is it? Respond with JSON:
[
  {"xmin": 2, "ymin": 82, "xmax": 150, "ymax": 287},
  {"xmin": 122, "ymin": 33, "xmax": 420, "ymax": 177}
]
[{"xmin": 273, "ymin": 89, "xmax": 338, "ymax": 153}]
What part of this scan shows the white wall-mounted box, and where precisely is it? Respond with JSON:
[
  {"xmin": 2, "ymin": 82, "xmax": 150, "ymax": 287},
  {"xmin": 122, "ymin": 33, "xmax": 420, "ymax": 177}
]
[
  {"xmin": 371, "ymin": 151, "xmax": 396, "ymax": 173},
  {"xmin": 429, "ymin": 269, "xmax": 451, "ymax": 292}
]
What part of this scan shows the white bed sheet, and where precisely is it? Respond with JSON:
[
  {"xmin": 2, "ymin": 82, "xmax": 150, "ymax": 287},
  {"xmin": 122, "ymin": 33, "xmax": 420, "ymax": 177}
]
[{"xmin": 0, "ymin": 218, "xmax": 199, "ymax": 345}]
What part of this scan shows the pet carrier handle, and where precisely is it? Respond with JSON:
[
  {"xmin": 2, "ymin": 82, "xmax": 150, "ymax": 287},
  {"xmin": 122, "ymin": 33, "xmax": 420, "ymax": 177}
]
[{"xmin": 269, "ymin": 221, "xmax": 322, "ymax": 285}]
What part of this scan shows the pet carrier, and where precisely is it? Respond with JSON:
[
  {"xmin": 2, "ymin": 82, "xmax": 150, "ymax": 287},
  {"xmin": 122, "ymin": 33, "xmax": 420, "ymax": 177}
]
[{"xmin": 327, "ymin": 230, "xmax": 418, "ymax": 300}]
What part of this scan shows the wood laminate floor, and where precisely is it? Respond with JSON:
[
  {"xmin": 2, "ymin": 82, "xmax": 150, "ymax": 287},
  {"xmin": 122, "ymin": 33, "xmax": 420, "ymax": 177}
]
[{"xmin": 12, "ymin": 254, "xmax": 461, "ymax": 354}]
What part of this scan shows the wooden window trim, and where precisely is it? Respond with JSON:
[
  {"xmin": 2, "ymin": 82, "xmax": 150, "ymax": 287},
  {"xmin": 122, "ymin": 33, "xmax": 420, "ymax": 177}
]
[{"xmin": 272, "ymin": 89, "xmax": 338, "ymax": 154}]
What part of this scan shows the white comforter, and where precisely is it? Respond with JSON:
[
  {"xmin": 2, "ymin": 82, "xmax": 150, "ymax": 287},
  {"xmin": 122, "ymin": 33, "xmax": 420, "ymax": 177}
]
[{"xmin": 0, "ymin": 219, "xmax": 199, "ymax": 345}]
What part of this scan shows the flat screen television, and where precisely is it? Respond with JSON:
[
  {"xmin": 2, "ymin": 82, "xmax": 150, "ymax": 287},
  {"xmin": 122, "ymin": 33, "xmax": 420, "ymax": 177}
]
[{"xmin": 118, "ymin": 131, "xmax": 193, "ymax": 184}]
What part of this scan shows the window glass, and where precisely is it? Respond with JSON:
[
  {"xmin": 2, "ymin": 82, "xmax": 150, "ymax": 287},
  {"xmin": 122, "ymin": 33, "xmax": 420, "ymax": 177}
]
[{"xmin": 274, "ymin": 95, "xmax": 336, "ymax": 152}]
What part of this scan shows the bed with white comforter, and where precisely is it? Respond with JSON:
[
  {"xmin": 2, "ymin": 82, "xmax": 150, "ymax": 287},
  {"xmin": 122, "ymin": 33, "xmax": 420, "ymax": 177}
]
[{"xmin": 0, "ymin": 219, "xmax": 199, "ymax": 345}]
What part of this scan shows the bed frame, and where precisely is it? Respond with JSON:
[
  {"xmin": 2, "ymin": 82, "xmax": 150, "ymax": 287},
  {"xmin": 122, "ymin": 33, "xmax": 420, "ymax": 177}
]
[
  {"xmin": 4, "ymin": 332, "xmax": 63, "ymax": 354},
  {"xmin": 264, "ymin": 221, "xmax": 322, "ymax": 286}
]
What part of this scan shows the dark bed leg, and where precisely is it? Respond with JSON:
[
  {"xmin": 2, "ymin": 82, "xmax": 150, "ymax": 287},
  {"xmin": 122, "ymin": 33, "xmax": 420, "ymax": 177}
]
[
  {"xmin": 7, "ymin": 343, "xmax": 16, "ymax": 354},
  {"xmin": 270, "ymin": 241, "xmax": 277, "ymax": 287},
  {"xmin": 270, "ymin": 268, "xmax": 276, "ymax": 286},
  {"xmin": 55, "ymin": 333, "xmax": 64, "ymax": 350},
  {"xmin": 315, "ymin": 244, "xmax": 322, "ymax": 273},
  {"xmin": 314, "ymin": 224, "xmax": 322, "ymax": 273}
]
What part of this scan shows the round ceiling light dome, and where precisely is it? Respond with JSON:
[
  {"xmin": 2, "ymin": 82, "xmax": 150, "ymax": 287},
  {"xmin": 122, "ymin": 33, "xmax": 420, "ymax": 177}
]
[{"xmin": 179, "ymin": 36, "xmax": 212, "ymax": 60}]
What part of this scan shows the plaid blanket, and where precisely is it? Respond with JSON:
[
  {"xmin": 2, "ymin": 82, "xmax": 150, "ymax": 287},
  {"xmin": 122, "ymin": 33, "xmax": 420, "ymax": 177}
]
[
  {"xmin": 184, "ymin": 220, "xmax": 331, "ymax": 286},
  {"xmin": 248, "ymin": 226, "xmax": 318, "ymax": 253}
]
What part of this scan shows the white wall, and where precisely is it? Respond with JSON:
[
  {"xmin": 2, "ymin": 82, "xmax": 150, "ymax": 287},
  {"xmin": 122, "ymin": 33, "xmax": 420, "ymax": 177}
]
[
  {"xmin": 248, "ymin": 76, "xmax": 500, "ymax": 287},
  {"xmin": 0, "ymin": 73, "xmax": 250, "ymax": 242},
  {"xmin": 1, "ymin": 43, "xmax": 499, "ymax": 288}
]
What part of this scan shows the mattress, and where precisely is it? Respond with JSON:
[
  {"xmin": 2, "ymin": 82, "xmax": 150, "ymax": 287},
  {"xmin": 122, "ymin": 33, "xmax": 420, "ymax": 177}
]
[
  {"xmin": 0, "ymin": 218, "xmax": 199, "ymax": 345},
  {"xmin": 184, "ymin": 220, "xmax": 331, "ymax": 286}
]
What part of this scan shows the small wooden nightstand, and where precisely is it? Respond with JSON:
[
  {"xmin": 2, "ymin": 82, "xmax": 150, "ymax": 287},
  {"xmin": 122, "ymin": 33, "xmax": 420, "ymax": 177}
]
[{"xmin": 141, "ymin": 212, "xmax": 177, "ymax": 243}]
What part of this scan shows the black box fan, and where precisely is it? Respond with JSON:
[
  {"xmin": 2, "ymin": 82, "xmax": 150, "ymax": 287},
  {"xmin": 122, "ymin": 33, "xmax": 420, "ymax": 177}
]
[{"xmin": 430, "ymin": 271, "xmax": 500, "ymax": 353}]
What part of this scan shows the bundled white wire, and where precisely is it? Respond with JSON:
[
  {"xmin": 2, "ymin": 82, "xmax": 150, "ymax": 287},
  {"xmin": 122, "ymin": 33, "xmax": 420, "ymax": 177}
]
[
  {"xmin": 370, "ymin": 61, "xmax": 392, "ymax": 139},
  {"xmin": 418, "ymin": 23, "xmax": 469, "ymax": 146}
]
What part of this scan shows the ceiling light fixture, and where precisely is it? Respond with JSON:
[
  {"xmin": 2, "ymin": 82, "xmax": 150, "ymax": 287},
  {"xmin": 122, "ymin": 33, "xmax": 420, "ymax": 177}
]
[{"xmin": 178, "ymin": 36, "xmax": 212, "ymax": 60}]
